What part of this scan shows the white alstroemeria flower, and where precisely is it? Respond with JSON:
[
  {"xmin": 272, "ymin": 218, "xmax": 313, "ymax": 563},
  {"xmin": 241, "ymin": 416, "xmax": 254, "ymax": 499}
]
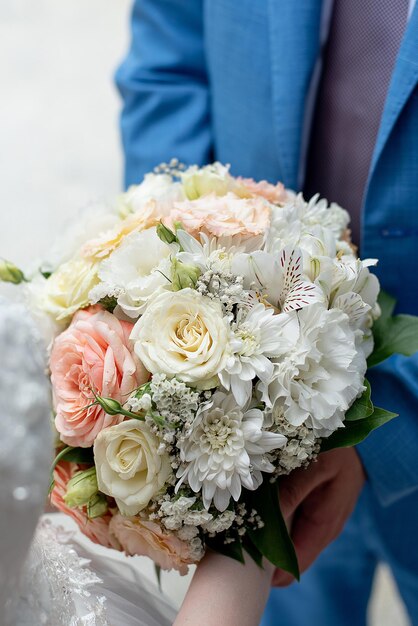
[
  {"xmin": 331, "ymin": 257, "xmax": 379, "ymax": 307},
  {"xmin": 177, "ymin": 230, "xmax": 263, "ymax": 275},
  {"xmin": 121, "ymin": 173, "xmax": 186, "ymax": 216},
  {"xmin": 219, "ymin": 304, "xmax": 296, "ymax": 406},
  {"xmin": 91, "ymin": 227, "xmax": 172, "ymax": 318},
  {"xmin": 330, "ymin": 257, "xmax": 380, "ymax": 358},
  {"xmin": 176, "ymin": 392, "xmax": 286, "ymax": 511},
  {"xmin": 258, "ymin": 304, "xmax": 366, "ymax": 437},
  {"xmin": 336, "ymin": 239, "xmax": 356, "ymax": 259},
  {"xmin": 232, "ymin": 246, "xmax": 325, "ymax": 312}
]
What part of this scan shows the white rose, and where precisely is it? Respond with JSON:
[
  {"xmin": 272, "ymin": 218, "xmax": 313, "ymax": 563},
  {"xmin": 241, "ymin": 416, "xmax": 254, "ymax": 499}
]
[
  {"xmin": 94, "ymin": 420, "xmax": 172, "ymax": 516},
  {"xmin": 131, "ymin": 289, "xmax": 230, "ymax": 388}
]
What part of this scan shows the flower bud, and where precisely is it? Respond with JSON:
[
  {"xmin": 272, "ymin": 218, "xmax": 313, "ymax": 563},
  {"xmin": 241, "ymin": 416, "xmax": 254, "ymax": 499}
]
[
  {"xmin": 309, "ymin": 258, "xmax": 321, "ymax": 282},
  {"xmin": 64, "ymin": 467, "xmax": 98, "ymax": 508},
  {"xmin": 87, "ymin": 493, "xmax": 108, "ymax": 519},
  {"xmin": 0, "ymin": 259, "xmax": 26, "ymax": 284},
  {"xmin": 95, "ymin": 395, "xmax": 123, "ymax": 416},
  {"xmin": 95, "ymin": 393, "xmax": 146, "ymax": 420},
  {"xmin": 157, "ymin": 222, "xmax": 177, "ymax": 245},
  {"xmin": 171, "ymin": 258, "xmax": 201, "ymax": 291}
]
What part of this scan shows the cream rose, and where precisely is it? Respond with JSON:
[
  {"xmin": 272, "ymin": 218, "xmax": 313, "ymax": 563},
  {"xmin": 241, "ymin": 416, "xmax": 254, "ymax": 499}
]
[
  {"xmin": 94, "ymin": 419, "xmax": 172, "ymax": 516},
  {"xmin": 41, "ymin": 257, "xmax": 99, "ymax": 321},
  {"xmin": 131, "ymin": 289, "xmax": 230, "ymax": 387}
]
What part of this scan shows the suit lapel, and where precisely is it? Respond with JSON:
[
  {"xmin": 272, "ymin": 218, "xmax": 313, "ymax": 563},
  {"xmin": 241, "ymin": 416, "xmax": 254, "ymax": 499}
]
[
  {"xmin": 268, "ymin": 0, "xmax": 323, "ymax": 188},
  {"xmin": 368, "ymin": 5, "xmax": 418, "ymax": 181}
]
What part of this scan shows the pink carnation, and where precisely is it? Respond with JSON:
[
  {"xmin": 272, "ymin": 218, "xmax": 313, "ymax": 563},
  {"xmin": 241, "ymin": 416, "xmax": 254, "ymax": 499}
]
[
  {"xmin": 166, "ymin": 192, "xmax": 271, "ymax": 238},
  {"xmin": 50, "ymin": 461, "xmax": 121, "ymax": 550},
  {"xmin": 237, "ymin": 177, "xmax": 288, "ymax": 205},
  {"xmin": 51, "ymin": 307, "xmax": 148, "ymax": 448},
  {"xmin": 110, "ymin": 514, "xmax": 198, "ymax": 576}
]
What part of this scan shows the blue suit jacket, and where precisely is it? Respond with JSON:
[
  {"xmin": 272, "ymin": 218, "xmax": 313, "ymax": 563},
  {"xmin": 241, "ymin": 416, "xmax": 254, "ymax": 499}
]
[{"xmin": 116, "ymin": 1, "xmax": 418, "ymax": 508}]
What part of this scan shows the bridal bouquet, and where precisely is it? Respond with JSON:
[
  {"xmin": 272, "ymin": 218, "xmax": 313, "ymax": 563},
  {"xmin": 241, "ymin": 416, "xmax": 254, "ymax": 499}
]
[{"xmin": 4, "ymin": 162, "xmax": 418, "ymax": 577}]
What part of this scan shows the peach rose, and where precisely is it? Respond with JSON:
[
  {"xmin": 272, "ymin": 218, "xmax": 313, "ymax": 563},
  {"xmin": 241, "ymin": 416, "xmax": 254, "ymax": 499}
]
[
  {"xmin": 110, "ymin": 514, "xmax": 198, "ymax": 575},
  {"xmin": 165, "ymin": 192, "xmax": 271, "ymax": 238},
  {"xmin": 237, "ymin": 177, "xmax": 288, "ymax": 205},
  {"xmin": 50, "ymin": 461, "xmax": 121, "ymax": 550},
  {"xmin": 51, "ymin": 307, "xmax": 148, "ymax": 448}
]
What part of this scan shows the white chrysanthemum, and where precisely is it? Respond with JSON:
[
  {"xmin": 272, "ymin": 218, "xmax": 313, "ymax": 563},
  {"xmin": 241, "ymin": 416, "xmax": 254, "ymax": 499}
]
[
  {"xmin": 177, "ymin": 229, "xmax": 263, "ymax": 274},
  {"xmin": 176, "ymin": 392, "xmax": 286, "ymax": 511},
  {"xmin": 232, "ymin": 246, "xmax": 325, "ymax": 312},
  {"xmin": 219, "ymin": 304, "xmax": 294, "ymax": 406},
  {"xmin": 92, "ymin": 228, "xmax": 172, "ymax": 318},
  {"xmin": 258, "ymin": 304, "xmax": 367, "ymax": 437},
  {"xmin": 265, "ymin": 193, "xmax": 350, "ymax": 254}
]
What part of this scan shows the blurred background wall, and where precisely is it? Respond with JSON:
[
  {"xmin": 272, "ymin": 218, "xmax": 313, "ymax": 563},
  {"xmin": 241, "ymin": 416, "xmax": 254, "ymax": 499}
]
[
  {"xmin": 0, "ymin": 2, "xmax": 411, "ymax": 623},
  {"xmin": 0, "ymin": 1, "xmax": 129, "ymax": 268}
]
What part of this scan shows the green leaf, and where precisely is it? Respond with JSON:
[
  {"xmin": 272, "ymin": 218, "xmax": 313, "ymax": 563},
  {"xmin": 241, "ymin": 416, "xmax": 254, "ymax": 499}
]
[
  {"xmin": 242, "ymin": 536, "xmax": 263, "ymax": 568},
  {"xmin": 49, "ymin": 447, "xmax": 94, "ymax": 494},
  {"xmin": 321, "ymin": 406, "xmax": 398, "ymax": 451},
  {"xmin": 377, "ymin": 290, "xmax": 396, "ymax": 320},
  {"xmin": 345, "ymin": 380, "xmax": 373, "ymax": 421},
  {"xmin": 60, "ymin": 447, "xmax": 94, "ymax": 464},
  {"xmin": 98, "ymin": 295, "xmax": 118, "ymax": 312},
  {"xmin": 245, "ymin": 479, "xmax": 299, "ymax": 579},
  {"xmin": 368, "ymin": 291, "xmax": 418, "ymax": 367},
  {"xmin": 51, "ymin": 446, "xmax": 94, "ymax": 472},
  {"xmin": 206, "ymin": 533, "xmax": 245, "ymax": 564}
]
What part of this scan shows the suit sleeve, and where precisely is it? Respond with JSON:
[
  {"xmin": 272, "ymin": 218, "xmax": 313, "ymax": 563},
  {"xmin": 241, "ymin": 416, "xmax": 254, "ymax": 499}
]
[
  {"xmin": 357, "ymin": 352, "xmax": 418, "ymax": 506},
  {"xmin": 115, "ymin": 0, "xmax": 212, "ymax": 187}
]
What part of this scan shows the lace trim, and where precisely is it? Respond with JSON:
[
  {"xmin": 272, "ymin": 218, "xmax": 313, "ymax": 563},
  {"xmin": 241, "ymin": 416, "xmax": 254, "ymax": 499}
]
[{"xmin": 6, "ymin": 519, "xmax": 109, "ymax": 626}]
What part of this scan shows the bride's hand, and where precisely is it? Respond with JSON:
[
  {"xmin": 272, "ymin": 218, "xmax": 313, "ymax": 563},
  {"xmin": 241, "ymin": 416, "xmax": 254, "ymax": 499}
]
[{"xmin": 174, "ymin": 550, "xmax": 274, "ymax": 626}]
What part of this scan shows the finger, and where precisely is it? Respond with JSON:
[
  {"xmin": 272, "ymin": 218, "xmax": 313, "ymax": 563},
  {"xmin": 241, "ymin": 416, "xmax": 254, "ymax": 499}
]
[
  {"xmin": 279, "ymin": 462, "xmax": 326, "ymax": 520},
  {"xmin": 273, "ymin": 483, "xmax": 341, "ymax": 587},
  {"xmin": 290, "ymin": 484, "xmax": 343, "ymax": 574},
  {"xmin": 272, "ymin": 569, "xmax": 294, "ymax": 587}
]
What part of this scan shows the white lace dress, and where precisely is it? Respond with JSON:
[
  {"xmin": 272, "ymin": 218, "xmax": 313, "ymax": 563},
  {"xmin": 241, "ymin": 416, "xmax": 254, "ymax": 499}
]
[{"xmin": 0, "ymin": 298, "xmax": 176, "ymax": 626}]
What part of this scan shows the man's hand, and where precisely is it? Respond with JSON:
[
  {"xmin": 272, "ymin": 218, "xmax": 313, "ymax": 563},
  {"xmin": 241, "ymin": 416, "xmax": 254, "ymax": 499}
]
[{"xmin": 272, "ymin": 448, "xmax": 365, "ymax": 586}]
